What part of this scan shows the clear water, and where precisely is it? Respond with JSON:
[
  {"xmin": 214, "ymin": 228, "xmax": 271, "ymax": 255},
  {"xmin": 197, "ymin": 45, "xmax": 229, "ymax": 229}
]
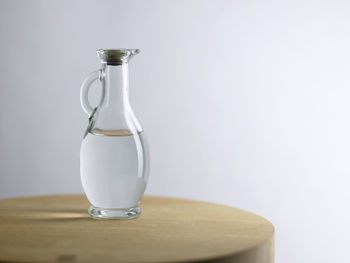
[{"xmin": 80, "ymin": 129, "xmax": 149, "ymax": 209}]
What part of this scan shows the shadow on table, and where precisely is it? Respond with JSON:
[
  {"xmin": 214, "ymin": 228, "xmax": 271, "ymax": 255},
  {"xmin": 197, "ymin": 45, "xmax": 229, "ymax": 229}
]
[{"xmin": 0, "ymin": 207, "xmax": 92, "ymax": 223}]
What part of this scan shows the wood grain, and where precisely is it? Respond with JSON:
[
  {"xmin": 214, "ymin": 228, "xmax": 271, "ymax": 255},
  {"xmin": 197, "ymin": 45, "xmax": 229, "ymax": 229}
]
[{"xmin": 0, "ymin": 195, "xmax": 274, "ymax": 263}]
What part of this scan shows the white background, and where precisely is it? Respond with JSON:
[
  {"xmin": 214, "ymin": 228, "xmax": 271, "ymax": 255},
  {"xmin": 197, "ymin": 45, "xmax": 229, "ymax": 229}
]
[{"xmin": 1, "ymin": 0, "xmax": 349, "ymax": 262}]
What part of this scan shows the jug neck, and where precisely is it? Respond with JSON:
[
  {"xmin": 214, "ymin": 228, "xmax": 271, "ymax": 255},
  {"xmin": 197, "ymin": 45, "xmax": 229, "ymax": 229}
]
[{"xmin": 101, "ymin": 63, "xmax": 130, "ymax": 109}]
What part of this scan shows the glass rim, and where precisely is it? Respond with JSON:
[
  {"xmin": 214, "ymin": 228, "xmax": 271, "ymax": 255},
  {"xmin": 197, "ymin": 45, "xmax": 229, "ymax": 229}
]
[{"xmin": 96, "ymin": 49, "xmax": 140, "ymax": 65}]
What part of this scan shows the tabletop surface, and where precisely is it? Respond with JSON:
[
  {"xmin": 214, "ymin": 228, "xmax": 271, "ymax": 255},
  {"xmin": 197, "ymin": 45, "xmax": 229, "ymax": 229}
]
[{"xmin": 0, "ymin": 195, "xmax": 274, "ymax": 263}]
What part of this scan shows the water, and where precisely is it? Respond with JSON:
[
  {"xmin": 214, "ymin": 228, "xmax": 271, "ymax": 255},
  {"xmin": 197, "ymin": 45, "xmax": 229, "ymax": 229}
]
[{"xmin": 80, "ymin": 129, "xmax": 149, "ymax": 209}]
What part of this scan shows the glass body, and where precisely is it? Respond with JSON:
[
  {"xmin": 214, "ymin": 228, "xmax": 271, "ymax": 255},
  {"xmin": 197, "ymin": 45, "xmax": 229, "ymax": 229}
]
[{"xmin": 80, "ymin": 49, "xmax": 150, "ymax": 219}]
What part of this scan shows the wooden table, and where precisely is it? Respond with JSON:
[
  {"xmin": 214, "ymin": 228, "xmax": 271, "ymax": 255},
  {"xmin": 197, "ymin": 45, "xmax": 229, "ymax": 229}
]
[{"xmin": 0, "ymin": 195, "xmax": 274, "ymax": 263}]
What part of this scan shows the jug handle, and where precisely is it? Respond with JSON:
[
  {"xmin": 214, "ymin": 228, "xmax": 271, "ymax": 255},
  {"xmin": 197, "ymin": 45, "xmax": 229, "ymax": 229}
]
[{"xmin": 80, "ymin": 69, "xmax": 104, "ymax": 116}]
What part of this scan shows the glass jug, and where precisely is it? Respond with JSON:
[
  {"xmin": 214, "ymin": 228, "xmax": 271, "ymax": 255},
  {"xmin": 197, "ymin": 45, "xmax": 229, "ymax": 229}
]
[{"xmin": 80, "ymin": 49, "xmax": 150, "ymax": 220}]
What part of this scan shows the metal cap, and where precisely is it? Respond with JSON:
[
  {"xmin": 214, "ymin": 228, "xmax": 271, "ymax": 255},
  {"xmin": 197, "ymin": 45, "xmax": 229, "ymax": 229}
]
[{"xmin": 96, "ymin": 49, "xmax": 140, "ymax": 65}]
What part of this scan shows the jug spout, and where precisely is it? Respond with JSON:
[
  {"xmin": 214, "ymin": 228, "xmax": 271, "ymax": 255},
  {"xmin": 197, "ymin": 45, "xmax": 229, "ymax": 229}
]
[{"xmin": 96, "ymin": 49, "xmax": 140, "ymax": 65}]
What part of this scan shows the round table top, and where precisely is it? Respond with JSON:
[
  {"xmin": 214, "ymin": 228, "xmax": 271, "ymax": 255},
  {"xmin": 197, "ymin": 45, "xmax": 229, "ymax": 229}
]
[{"xmin": 0, "ymin": 195, "xmax": 274, "ymax": 263}]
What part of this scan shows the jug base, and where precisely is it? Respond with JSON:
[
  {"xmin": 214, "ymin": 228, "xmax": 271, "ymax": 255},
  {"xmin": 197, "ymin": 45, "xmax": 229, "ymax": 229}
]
[{"xmin": 88, "ymin": 205, "xmax": 141, "ymax": 220}]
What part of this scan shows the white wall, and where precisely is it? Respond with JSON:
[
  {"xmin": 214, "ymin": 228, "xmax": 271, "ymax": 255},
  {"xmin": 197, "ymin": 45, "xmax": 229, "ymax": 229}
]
[{"xmin": 1, "ymin": 0, "xmax": 349, "ymax": 262}]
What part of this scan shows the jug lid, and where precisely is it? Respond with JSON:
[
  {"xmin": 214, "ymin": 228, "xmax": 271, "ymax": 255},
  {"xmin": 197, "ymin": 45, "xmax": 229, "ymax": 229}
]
[{"xmin": 96, "ymin": 49, "xmax": 140, "ymax": 65}]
